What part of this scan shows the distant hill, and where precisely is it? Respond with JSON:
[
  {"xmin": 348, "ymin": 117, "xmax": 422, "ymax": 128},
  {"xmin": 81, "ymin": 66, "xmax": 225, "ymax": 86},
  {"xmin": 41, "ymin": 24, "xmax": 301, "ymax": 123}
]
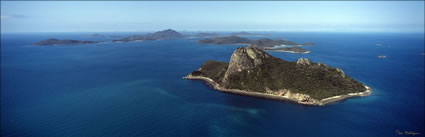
[{"xmin": 113, "ymin": 29, "xmax": 184, "ymax": 42}]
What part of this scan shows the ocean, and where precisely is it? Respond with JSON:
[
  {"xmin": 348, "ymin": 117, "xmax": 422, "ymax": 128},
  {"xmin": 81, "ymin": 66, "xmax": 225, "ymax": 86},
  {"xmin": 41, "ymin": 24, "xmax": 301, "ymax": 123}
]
[{"xmin": 1, "ymin": 32, "xmax": 424, "ymax": 137}]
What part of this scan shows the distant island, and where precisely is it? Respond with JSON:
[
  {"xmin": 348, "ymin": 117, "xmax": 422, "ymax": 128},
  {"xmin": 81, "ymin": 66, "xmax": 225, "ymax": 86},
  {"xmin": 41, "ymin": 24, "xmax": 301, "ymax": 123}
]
[
  {"xmin": 199, "ymin": 36, "xmax": 251, "ymax": 45},
  {"xmin": 199, "ymin": 36, "xmax": 315, "ymax": 53},
  {"xmin": 184, "ymin": 46, "xmax": 370, "ymax": 105},
  {"xmin": 90, "ymin": 33, "xmax": 122, "ymax": 39},
  {"xmin": 230, "ymin": 31, "xmax": 268, "ymax": 36},
  {"xmin": 33, "ymin": 38, "xmax": 104, "ymax": 46},
  {"xmin": 113, "ymin": 29, "xmax": 184, "ymax": 42},
  {"xmin": 377, "ymin": 55, "xmax": 387, "ymax": 58},
  {"xmin": 192, "ymin": 32, "xmax": 219, "ymax": 37}
]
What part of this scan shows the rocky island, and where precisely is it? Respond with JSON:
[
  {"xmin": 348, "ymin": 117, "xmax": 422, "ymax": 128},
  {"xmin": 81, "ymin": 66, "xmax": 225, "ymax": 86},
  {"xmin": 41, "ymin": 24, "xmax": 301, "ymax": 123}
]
[
  {"xmin": 184, "ymin": 46, "xmax": 370, "ymax": 106},
  {"xmin": 199, "ymin": 36, "xmax": 314, "ymax": 53},
  {"xmin": 33, "ymin": 38, "xmax": 104, "ymax": 46},
  {"xmin": 113, "ymin": 29, "xmax": 184, "ymax": 42}
]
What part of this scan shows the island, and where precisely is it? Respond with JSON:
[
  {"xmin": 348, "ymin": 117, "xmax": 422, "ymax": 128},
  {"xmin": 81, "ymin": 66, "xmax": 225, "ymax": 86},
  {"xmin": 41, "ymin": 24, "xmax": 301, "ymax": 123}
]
[
  {"xmin": 193, "ymin": 32, "xmax": 219, "ymax": 37},
  {"xmin": 229, "ymin": 31, "xmax": 268, "ymax": 36},
  {"xmin": 90, "ymin": 33, "xmax": 122, "ymax": 39},
  {"xmin": 266, "ymin": 46, "xmax": 310, "ymax": 53},
  {"xmin": 199, "ymin": 36, "xmax": 314, "ymax": 53},
  {"xmin": 113, "ymin": 29, "xmax": 184, "ymax": 42},
  {"xmin": 184, "ymin": 46, "xmax": 371, "ymax": 106},
  {"xmin": 33, "ymin": 38, "xmax": 104, "ymax": 46},
  {"xmin": 230, "ymin": 31, "xmax": 253, "ymax": 35},
  {"xmin": 199, "ymin": 36, "xmax": 252, "ymax": 45},
  {"xmin": 377, "ymin": 55, "xmax": 387, "ymax": 58}
]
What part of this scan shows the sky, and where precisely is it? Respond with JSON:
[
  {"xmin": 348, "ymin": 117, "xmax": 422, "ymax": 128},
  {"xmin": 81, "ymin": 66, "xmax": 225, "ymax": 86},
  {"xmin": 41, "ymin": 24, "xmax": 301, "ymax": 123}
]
[{"xmin": 1, "ymin": 1, "xmax": 424, "ymax": 33}]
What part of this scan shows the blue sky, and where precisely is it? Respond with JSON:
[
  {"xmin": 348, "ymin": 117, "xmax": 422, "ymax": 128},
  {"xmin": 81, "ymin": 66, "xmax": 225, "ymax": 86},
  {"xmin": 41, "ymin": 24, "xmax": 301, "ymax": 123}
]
[{"xmin": 1, "ymin": 1, "xmax": 424, "ymax": 33}]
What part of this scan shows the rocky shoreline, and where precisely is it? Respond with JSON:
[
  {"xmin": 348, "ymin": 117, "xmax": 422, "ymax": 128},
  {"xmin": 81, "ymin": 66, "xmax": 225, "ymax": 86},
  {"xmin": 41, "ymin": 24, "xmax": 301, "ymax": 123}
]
[{"xmin": 183, "ymin": 75, "xmax": 371, "ymax": 106}]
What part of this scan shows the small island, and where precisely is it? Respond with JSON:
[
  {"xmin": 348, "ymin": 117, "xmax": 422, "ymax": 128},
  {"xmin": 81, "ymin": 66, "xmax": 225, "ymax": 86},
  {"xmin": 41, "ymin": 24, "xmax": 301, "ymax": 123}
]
[
  {"xmin": 377, "ymin": 55, "xmax": 387, "ymax": 58},
  {"xmin": 33, "ymin": 38, "xmax": 104, "ymax": 46},
  {"xmin": 113, "ymin": 29, "xmax": 184, "ymax": 42},
  {"xmin": 184, "ymin": 46, "xmax": 370, "ymax": 106},
  {"xmin": 199, "ymin": 36, "xmax": 314, "ymax": 53}
]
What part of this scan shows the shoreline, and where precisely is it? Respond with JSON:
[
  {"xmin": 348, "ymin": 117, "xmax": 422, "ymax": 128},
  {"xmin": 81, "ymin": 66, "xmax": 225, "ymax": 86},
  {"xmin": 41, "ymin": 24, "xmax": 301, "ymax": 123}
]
[
  {"xmin": 183, "ymin": 75, "xmax": 371, "ymax": 106},
  {"xmin": 266, "ymin": 49, "xmax": 310, "ymax": 54}
]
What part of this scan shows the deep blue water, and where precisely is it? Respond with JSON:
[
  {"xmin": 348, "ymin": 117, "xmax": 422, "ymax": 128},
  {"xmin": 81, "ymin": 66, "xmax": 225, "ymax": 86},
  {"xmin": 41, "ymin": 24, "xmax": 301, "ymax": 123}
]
[{"xmin": 1, "ymin": 32, "xmax": 424, "ymax": 137}]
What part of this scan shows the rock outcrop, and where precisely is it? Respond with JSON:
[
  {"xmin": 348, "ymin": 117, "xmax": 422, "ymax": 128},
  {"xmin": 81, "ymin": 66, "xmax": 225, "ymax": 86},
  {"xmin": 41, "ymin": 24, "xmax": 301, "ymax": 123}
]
[
  {"xmin": 223, "ymin": 46, "xmax": 271, "ymax": 83},
  {"xmin": 296, "ymin": 58, "xmax": 311, "ymax": 66}
]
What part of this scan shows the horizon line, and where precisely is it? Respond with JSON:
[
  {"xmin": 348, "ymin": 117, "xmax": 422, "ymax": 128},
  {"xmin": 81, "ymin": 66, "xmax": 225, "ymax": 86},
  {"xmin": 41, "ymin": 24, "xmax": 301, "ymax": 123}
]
[{"xmin": 2, "ymin": 30, "xmax": 424, "ymax": 34}]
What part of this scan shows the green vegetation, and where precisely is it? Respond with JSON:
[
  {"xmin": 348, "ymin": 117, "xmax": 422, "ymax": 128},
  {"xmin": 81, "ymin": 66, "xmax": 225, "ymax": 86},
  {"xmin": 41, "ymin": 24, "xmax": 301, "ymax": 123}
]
[
  {"xmin": 224, "ymin": 57, "xmax": 365, "ymax": 99},
  {"xmin": 189, "ymin": 47, "xmax": 366, "ymax": 100},
  {"xmin": 190, "ymin": 60, "xmax": 228, "ymax": 82}
]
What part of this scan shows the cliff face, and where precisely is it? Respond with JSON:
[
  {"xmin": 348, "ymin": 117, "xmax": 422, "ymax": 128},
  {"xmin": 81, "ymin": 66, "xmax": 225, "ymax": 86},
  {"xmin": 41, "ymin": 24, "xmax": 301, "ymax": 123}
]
[
  {"xmin": 223, "ymin": 46, "xmax": 270, "ymax": 83},
  {"xmin": 186, "ymin": 47, "xmax": 367, "ymax": 100}
]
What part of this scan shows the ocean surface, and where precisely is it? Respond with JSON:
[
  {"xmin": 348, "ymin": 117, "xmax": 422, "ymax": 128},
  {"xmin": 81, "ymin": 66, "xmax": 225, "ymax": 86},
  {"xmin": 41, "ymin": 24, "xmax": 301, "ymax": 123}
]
[{"xmin": 1, "ymin": 32, "xmax": 424, "ymax": 137}]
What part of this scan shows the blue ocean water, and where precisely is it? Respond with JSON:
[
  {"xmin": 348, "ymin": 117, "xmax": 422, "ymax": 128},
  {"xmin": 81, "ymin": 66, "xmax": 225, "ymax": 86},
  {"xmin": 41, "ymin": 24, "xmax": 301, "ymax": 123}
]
[{"xmin": 1, "ymin": 32, "xmax": 424, "ymax": 137}]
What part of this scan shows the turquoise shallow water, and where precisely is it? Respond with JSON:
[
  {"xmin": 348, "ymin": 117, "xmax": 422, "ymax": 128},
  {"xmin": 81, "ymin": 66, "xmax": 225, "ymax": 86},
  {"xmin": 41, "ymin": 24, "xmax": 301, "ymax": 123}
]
[{"xmin": 1, "ymin": 32, "xmax": 424, "ymax": 137}]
